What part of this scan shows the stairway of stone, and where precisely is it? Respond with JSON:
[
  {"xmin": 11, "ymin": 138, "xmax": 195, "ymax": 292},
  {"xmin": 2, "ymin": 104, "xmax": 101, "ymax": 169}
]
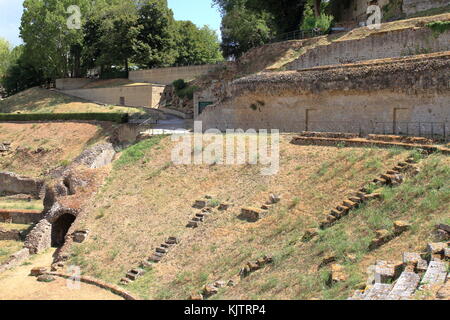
[
  {"xmin": 120, "ymin": 236, "xmax": 180, "ymax": 285},
  {"xmin": 349, "ymin": 230, "xmax": 449, "ymax": 300}
]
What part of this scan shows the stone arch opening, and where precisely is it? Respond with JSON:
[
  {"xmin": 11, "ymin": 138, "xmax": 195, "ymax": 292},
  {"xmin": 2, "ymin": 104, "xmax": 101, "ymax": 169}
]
[{"xmin": 51, "ymin": 213, "xmax": 75, "ymax": 247}]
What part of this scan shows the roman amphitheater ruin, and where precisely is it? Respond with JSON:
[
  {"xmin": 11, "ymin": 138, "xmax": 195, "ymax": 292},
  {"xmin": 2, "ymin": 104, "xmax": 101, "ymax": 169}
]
[{"xmin": 0, "ymin": 0, "xmax": 449, "ymax": 301}]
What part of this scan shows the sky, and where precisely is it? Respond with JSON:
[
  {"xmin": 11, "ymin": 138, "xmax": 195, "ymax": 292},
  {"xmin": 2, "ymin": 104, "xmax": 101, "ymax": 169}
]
[{"xmin": 0, "ymin": 0, "xmax": 222, "ymax": 47}]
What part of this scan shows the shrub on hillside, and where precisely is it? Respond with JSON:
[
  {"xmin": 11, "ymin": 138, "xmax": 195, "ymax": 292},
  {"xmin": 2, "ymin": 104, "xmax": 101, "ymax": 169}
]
[{"xmin": 172, "ymin": 79, "xmax": 188, "ymax": 91}]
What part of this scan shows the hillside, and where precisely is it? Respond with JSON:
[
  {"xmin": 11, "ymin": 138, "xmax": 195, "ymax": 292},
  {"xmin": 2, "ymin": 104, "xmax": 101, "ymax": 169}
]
[
  {"xmin": 0, "ymin": 87, "xmax": 144, "ymax": 115},
  {"xmin": 0, "ymin": 122, "xmax": 113, "ymax": 178},
  {"xmin": 60, "ymin": 134, "xmax": 450, "ymax": 300}
]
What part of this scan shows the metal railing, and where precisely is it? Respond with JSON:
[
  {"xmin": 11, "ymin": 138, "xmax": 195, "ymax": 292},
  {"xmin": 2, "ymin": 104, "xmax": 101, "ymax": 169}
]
[{"xmin": 269, "ymin": 29, "xmax": 325, "ymax": 43}]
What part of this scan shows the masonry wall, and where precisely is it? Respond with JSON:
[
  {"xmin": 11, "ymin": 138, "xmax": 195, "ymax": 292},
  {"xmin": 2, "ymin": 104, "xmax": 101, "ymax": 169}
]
[
  {"xmin": 197, "ymin": 53, "xmax": 450, "ymax": 136},
  {"xmin": 62, "ymin": 85, "xmax": 162, "ymax": 108},
  {"xmin": 286, "ymin": 27, "xmax": 450, "ymax": 70},
  {"xmin": 129, "ymin": 64, "xmax": 225, "ymax": 85},
  {"xmin": 55, "ymin": 78, "xmax": 93, "ymax": 90},
  {"xmin": 0, "ymin": 210, "xmax": 43, "ymax": 224},
  {"xmin": 403, "ymin": 0, "xmax": 450, "ymax": 16},
  {"xmin": 0, "ymin": 172, "xmax": 44, "ymax": 199}
]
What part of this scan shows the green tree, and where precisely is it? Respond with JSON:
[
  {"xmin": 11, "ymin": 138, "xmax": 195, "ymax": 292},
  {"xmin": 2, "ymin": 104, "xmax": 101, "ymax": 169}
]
[
  {"xmin": 134, "ymin": 0, "xmax": 178, "ymax": 68},
  {"xmin": 20, "ymin": 0, "xmax": 93, "ymax": 79},
  {"xmin": 214, "ymin": 0, "xmax": 309, "ymax": 57},
  {"xmin": 220, "ymin": 6, "xmax": 275, "ymax": 58},
  {"xmin": 174, "ymin": 21, "xmax": 223, "ymax": 65},
  {"xmin": 0, "ymin": 38, "xmax": 13, "ymax": 78},
  {"xmin": 1, "ymin": 53, "xmax": 45, "ymax": 97}
]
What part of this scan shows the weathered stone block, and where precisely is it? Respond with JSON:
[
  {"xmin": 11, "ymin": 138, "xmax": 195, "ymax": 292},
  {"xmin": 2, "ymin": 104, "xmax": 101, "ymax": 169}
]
[
  {"xmin": 218, "ymin": 203, "xmax": 231, "ymax": 211},
  {"xmin": 427, "ymin": 242, "xmax": 447, "ymax": 255},
  {"xmin": 73, "ymin": 230, "xmax": 89, "ymax": 243},
  {"xmin": 374, "ymin": 261, "xmax": 403, "ymax": 284},
  {"xmin": 30, "ymin": 267, "xmax": 47, "ymax": 277},
  {"xmin": 189, "ymin": 293, "xmax": 204, "ymax": 300},
  {"xmin": 239, "ymin": 207, "xmax": 266, "ymax": 222},
  {"xmin": 386, "ymin": 272, "xmax": 420, "ymax": 300},
  {"xmin": 37, "ymin": 275, "xmax": 55, "ymax": 283},
  {"xmin": 193, "ymin": 200, "xmax": 207, "ymax": 209},
  {"xmin": 394, "ymin": 221, "xmax": 411, "ymax": 235},
  {"xmin": 328, "ymin": 264, "xmax": 347, "ymax": 284},
  {"xmin": 186, "ymin": 220, "xmax": 199, "ymax": 228},
  {"xmin": 268, "ymin": 194, "xmax": 281, "ymax": 204},
  {"xmin": 421, "ymin": 261, "xmax": 448, "ymax": 286},
  {"xmin": 363, "ymin": 283, "xmax": 393, "ymax": 300}
]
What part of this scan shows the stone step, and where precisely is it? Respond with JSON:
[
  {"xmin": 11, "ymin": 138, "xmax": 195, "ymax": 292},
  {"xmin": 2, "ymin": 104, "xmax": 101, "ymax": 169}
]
[
  {"xmin": 421, "ymin": 261, "xmax": 448, "ymax": 286},
  {"xmin": 156, "ymin": 247, "xmax": 168, "ymax": 254},
  {"xmin": 186, "ymin": 220, "xmax": 199, "ymax": 228},
  {"xmin": 330, "ymin": 209, "xmax": 343, "ymax": 218},
  {"xmin": 148, "ymin": 255, "xmax": 163, "ymax": 263},
  {"xmin": 336, "ymin": 205, "xmax": 350, "ymax": 214},
  {"xmin": 403, "ymin": 252, "xmax": 428, "ymax": 272},
  {"xmin": 192, "ymin": 216, "xmax": 204, "ymax": 222},
  {"xmin": 195, "ymin": 213, "xmax": 206, "ymax": 218},
  {"xmin": 343, "ymin": 200, "xmax": 357, "ymax": 209},
  {"xmin": 386, "ymin": 272, "xmax": 420, "ymax": 300},
  {"xmin": 363, "ymin": 283, "xmax": 393, "ymax": 300},
  {"xmin": 166, "ymin": 237, "xmax": 179, "ymax": 245}
]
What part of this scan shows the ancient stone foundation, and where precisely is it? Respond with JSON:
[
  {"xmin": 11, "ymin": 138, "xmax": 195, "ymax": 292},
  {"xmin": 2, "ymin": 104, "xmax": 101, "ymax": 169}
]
[{"xmin": 0, "ymin": 172, "xmax": 44, "ymax": 199}]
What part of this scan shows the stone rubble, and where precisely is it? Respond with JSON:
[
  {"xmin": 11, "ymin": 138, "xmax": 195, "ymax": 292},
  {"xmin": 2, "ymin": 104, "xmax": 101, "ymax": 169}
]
[{"xmin": 349, "ymin": 241, "xmax": 449, "ymax": 300}]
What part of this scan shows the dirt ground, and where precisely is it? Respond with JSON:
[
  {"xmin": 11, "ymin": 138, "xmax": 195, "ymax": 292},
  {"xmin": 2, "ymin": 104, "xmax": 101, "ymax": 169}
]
[{"xmin": 0, "ymin": 249, "xmax": 123, "ymax": 300}]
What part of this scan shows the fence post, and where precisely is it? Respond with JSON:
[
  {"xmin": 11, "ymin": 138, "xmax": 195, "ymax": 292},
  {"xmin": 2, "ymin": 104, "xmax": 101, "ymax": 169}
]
[{"xmin": 443, "ymin": 122, "xmax": 447, "ymax": 143}]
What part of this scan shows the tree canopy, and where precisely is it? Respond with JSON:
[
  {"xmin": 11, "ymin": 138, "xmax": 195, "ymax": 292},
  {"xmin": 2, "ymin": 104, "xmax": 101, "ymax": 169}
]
[{"xmin": 1, "ymin": 0, "xmax": 223, "ymax": 96}]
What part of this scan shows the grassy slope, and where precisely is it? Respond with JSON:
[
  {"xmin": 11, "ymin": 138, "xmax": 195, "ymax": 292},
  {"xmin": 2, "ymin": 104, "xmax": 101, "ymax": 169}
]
[
  {"xmin": 67, "ymin": 135, "xmax": 443, "ymax": 300},
  {"xmin": 0, "ymin": 122, "xmax": 110, "ymax": 177},
  {"xmin": 0, "ymin": 87, "xmax": 144, "ymax": 115}
]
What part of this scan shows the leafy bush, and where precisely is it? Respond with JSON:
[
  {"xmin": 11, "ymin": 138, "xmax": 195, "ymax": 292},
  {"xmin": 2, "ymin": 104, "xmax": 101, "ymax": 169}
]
[
  {"xmin": 172, "ymin": 79, "xmax": 188, "ymax": 91},
  {"xmin": 301, "ymin": 2, "xmax": 334, "ymax": 32},
  {"xmin": 0, "ymin": 112, "xmax": 128, "ymax": 123},
  {"xmin": 426, "ymin": 21, "xmax": 450, "ymax": 37}
]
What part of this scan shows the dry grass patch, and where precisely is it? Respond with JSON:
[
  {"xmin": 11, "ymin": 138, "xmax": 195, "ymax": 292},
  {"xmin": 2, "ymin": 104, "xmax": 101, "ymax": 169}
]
[
  {"xmin": 0, "ymin": 122, "xmax": 112, "ymax": 177},
  {"xmin": 0, "ymin": 87, "xmax": 144, "ymax": 115}
]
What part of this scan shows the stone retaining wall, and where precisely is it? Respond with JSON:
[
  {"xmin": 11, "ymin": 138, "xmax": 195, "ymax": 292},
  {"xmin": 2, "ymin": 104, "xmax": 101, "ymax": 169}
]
[
  {"xmin": 0, "ymin": 172, "xmax": 44, "ymax": 199},
  {"xmin": 403, "ymin": 0, "xmax": 450, "ymax": 16},
  {"xmin": 197, "ymin": 53, "xmax": 450, "ymax": 134},
  {"xmin": 285, "ymin": 27, "xmax": 450, "ymax": 71},
  {"xmin": 0, "ymin": 228, "xmax": 21, "ymax": 241},
  {"xmin": 0, "ymin": 209, "xmax": 43, "ymax": 224}
]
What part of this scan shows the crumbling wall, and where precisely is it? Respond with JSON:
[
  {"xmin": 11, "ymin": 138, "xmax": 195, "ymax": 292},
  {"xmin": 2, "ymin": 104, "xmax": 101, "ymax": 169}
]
[
  {"xmin": 198, "ymin": 52, "xmax": 450, "ymax": 134},
  {"xmin": 0, "ymin": 228, "xmax": 21, "ymax": 241},
  {"xmin": 286, "ymin": 27, "xmax": 450, "ymax": 71},
  {"xmin": 70, "ymin": 143, "xmax": 116, "ymax": 169},
  {"xmin": 0, "ymin": 172, "xmax": 44, "ymax": 199},
  {"xmin": 24, "ymin": 219, "xmax": 52, "ymax": 254},
  {"xmin": 0, "ymin": 248, "xmax": 30, "ymax": 273},
  {"xmin": 0, "ymin": 210, "xmax": 43, "ymax": 224},
  {"xmin": 403, "ymin": 0, "xmax": 450, "ymax": 16}
]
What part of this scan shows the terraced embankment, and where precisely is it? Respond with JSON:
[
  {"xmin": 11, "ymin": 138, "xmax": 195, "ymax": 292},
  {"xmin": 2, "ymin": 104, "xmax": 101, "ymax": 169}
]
[{"xmin": 61, "ymin": 134, "xmax": 449, "ymax": 300}]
